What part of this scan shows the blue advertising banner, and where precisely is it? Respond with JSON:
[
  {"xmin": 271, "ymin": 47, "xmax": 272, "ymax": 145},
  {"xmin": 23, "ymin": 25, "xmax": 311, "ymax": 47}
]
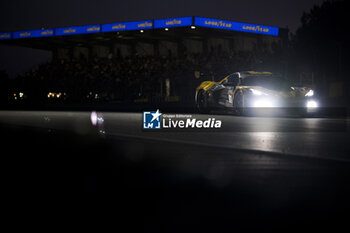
[
  {"xmin": 102, "ymin": 20, "xmax": 153, "ymax": 32},
  {"xmin": 0, "ymin": 32, "xmax": 11, "ymax": 40},
  {"xmin": 13, "ymin": 29, "xmax": 54, "ymax": 39},
  {"xmin": 4, "ymin": 16, "xmax": 280, "ymax": 40},
  {"xmin": 55, "ymin": 25, "xmax": 100, "ymax": 36},
  {"xmin": 194, "ymin": 17, "xmax": 279, "ymax": 36},
  {"xmin": 154, "ymin": 17, "xmax": 192, "ymax": 28}
]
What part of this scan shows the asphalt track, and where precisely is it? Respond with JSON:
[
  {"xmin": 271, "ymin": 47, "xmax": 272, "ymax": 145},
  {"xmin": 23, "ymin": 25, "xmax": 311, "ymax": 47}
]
[
  {"xmin": 0, "ymin": 110, "xmax": 349, "ymax": 161},
  {"xmin": 1, "ymin": 110, "xmax": 350, "ymax": 231}
]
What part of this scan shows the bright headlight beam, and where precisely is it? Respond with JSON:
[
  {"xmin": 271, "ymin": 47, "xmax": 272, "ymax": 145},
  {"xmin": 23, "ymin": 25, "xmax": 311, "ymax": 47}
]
[
  {"xmin": 253, "ymin": 100, "xmax": 273, "ymax": 108},
  {"xmin": 306, "ymin": 100, "xmax": 318, "ymax": 108},
  {"xmin": 251, "ymin": 89, "xmax": 263, "ymax": 96},
  {"xmin": 305, "ymin": 89, "xmax": 314, "ymax": 97}
]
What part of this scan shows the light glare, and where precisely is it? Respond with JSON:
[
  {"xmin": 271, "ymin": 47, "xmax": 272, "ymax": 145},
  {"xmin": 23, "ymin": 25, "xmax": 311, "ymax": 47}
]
[
  {"xmin": 305, "ymin": 89, "xmax": 314, "ymax": 97},
  {"xmin": 253, "ymin": 100, "xmax": 273, "ymax": 108},
  {"xmin": 306, "ymin": 100, "xmax": 318, "ymax": 108},
  {"xmin": 90, "ymin": 111, "xmax": 98, "ymax": 126},
  {"xmin": 251, "ymin": 89, "xmax": 263, "ymax": 95}
]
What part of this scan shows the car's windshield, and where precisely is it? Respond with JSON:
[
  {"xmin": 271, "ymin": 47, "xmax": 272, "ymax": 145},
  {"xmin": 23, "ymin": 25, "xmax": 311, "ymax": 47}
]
[{"xmin": 240, "ymin": 75, "xmax": 292, "ymax": 91}]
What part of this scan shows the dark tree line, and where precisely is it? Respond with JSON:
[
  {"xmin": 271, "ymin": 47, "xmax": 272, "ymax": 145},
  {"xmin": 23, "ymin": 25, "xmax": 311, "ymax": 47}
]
[{"xmin": 291, "ymin": 0, "xmax": 350, "ymax": 83}]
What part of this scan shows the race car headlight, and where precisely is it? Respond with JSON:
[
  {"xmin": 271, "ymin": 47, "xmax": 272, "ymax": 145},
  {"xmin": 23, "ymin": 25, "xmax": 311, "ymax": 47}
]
[
  {"xmin": 305, "ymin": 89, "xmax": 314, "ymax": 97},
  {"xmin": 306, "ymin": 100, "xmax": 318, "ymax": 108},
  {"xmin": 250, "ymin": 89, "xmax": 268, "ymax": 96},
  {"xmin": 253, "ymin": 99, "xmax": 274, "ymax": 108}
]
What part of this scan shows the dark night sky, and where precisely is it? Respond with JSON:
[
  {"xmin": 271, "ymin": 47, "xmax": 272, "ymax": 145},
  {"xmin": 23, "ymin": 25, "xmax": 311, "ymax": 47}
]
[{"xmin": 0, "ymin": 0, "xmax": 325, "ymax": 77}]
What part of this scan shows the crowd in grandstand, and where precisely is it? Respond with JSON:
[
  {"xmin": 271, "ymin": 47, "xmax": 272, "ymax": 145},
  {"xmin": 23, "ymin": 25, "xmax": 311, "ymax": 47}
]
[{"xmin": 3, "ymin": 46, "xmax": 274, "ymax": 105}]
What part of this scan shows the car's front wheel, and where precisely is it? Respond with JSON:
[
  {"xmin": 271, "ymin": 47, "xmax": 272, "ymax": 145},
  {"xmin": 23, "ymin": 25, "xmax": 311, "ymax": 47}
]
[
  {"xmin": 234, "ymin": 91, "xmax": 246, "ymax": 115},
  {"xmin": 196, "ymin": 91, "xmax": 208, "ymax": 113}
]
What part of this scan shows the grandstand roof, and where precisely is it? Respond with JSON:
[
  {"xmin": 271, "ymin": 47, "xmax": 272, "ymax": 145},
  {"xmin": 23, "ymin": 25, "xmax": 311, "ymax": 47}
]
[{"xmin": 0, "ymin": 16, "xmax": 287, "ymax": 51}]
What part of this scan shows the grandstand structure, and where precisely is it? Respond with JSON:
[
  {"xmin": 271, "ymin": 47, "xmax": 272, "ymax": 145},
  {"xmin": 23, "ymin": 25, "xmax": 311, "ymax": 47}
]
[
  {"xmin": 0, "ymin": 16, "xmax": 288, "ymax": 61},
  {"xmin": 1, "ymin": 16, "xmax": 289, "ymax": 106}
]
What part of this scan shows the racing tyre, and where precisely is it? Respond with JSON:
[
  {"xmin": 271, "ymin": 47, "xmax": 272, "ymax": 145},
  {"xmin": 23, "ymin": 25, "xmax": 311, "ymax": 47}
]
[
  {"xmin": 234, "ymin": 91, "xmax": 246, "ymax": 115},
  {"xmin": 197, "ymin": 91, "xmax": 208, "ymax": 113}
]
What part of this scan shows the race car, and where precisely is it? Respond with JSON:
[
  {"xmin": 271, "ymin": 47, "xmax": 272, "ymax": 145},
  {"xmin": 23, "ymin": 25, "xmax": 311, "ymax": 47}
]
[{"xmin": 195, "ymin": 71, "xmax": 318, "ymax": 114}]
